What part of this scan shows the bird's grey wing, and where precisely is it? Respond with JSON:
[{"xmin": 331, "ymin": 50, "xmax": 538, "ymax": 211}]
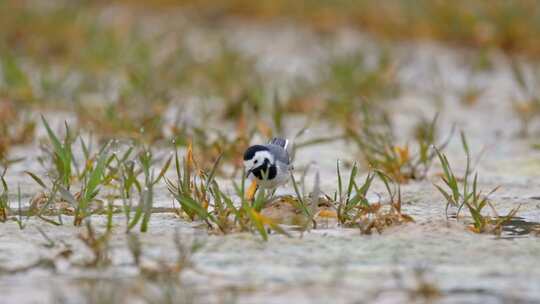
[
  {"xmin": 266, "ymin": 144, "xmax": 290, "ymax": 165},
  {"xmin": 268, "ymin": 137, "xmax": 289, "ymax": 150}
]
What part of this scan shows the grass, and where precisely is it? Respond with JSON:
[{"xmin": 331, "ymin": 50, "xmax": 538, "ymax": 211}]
[
  {"xmin": 166, "ymin": 145, "xmax": 289, "ymax": 240},
  {"xmin": 0, "ymin": 0, "xmax": 534, "ymax": 240},
  {"xmin": 127, "ymin": 229, "xmax": 204, "ymax": 282},
  {"xmin": 0, "ymin": 170, "xmax": 8, "ymax": 222},
  {"xmin": 0, "ymin": 1, "xmax": 323, "ymax": 165},
  {"xmin": 28, "ymin": 118, "xmax": 83, "ymax": 224},
  {"xmin": 334, "ymin": 162, "xmax": 374, "ymax": 226},
  {"xmin": 0, "ymin": 50, "xmax": 34, "ymax": 103},
  {"xmin": 321, "ymin": 50, "xmax": 399, "ymax": 125},
  {"xmin": 125, "ymin": 147, "xmax": 172, "ymax": 232},
  {"xmin": 349, "ymin": 113, "xmax": 452, "ymax": 183},
  {"xmin": 0, "ymin": 101, "xmax": 35, "ymax": 165},
  {"xmin": 7, "ymin": 0, "xmax": 537, "ymax": 148},
  {"xmin": 0, "ymin": 7, "xmax": 530, "ymax": 244},
  {"xmin": 510, "ymin": 60, "xmax": 540, "ymax": 136},
  {"xmin": 5, "ymin": 0, "xmax": 536, "ymax": 171},
  {"xmin": 60, "ymin": 145, "xmax": 111, "ymax": 226},
  {"xmin": 398, "ymin": 267, "xmax": 441, "ymax": 302},
  {"xmin": 284, "ymin": 160, "xmax": 414, "ymax": 234},
  {"xmin": 28, "ymin": 118, "xmax": 174, "ymax": 230},
  {"xmin": 64, "ymin": 231, "xmax": 204, "ymax": 303},
  {"xmin": 1, "ymin": 3, "xmax": 537, "ymax": 302},
  {"xmin": 332, "ymin": 161, "xmax": 414, "ymax": 234},
  {"xmin": 289, "ymin": 169, "xmax": 319, "ymax": 230},
  {"xmin": 1, "ymin": 1, "xmax": 539, "ymax": 145},
  {"xmin": 77, "ymin": 219, "xmax": 113, "ymax": 267},
  {"xmin": 0, "ymin": 120, "xmax": 533, "ymax": 301},
  {"xmin": 41, "ymin": 116, "xmax": 75, "ymax": 188},
  {"xmin": 7, "ymin": 117, "xmax": 523, "ymax": 239},
  {"xmin": 76, "ymin": 101, "xmax": 168, "ymax": 144},
  {"xmin": 157, "ymin": 0, "xmax": 540, "ymax": 58},
  {"xmin": 458, "ymin": 81, "xmax": 485, "ymax": 107},
  {"xmin": 434, "ymin": 132, "xmax": 520, "ymax": 234}
]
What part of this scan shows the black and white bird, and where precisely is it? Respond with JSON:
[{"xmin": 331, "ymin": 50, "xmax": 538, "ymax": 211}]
[{"xmin": 243, "ymin": 137, "xmax": 291, "ymax": 189}]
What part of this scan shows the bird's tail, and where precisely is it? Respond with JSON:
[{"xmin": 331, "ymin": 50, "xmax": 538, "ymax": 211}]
[{"xmin": 269, "ymin": 137, "xmax": 289, "ymax": 150}]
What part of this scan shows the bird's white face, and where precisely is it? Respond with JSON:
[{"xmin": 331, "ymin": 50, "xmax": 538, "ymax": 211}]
[{"xmin": 244, "ymin": 150, "xmax": 274, "ymax": 174}]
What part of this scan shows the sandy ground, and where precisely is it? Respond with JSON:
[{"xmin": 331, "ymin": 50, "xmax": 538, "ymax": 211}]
[{"xmin": 2, "ymin": 16, "xmax": 540, "ymax": 304}]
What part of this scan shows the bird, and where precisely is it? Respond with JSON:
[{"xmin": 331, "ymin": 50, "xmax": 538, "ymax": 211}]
[{"xmin": 243, "ymin": 137, "xmax": 291, "ymax": 190}]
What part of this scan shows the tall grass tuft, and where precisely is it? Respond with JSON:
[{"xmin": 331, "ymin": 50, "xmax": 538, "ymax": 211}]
[{"xmin": 434, "ymin": 132, "xmax": 520, "ymax": 234}]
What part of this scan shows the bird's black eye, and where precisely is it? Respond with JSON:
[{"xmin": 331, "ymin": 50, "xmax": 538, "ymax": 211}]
[{"xmin": 254, "ymin": 160, "xmax": 258, "ymax": 164}]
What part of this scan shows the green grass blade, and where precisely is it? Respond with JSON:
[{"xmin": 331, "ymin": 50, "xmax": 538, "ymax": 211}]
[
  {"xmin": 337, "ymin": 160, "xmax": 343, "ymax": 202},
  {"xmin": 176, "ymin": 194, "xmax": 214, "ymax": 221},
  {"xmin": 246, "ymin": 207, "xmax": 268, "ymax": 241},
  {"xmin": 25, "ymin": 171, "xmax": 48, "ymax": 189},
  {"xmin": 345, "ymin": 162, "xmax": 358, "ymax": 204},
  {"xmin": 153, "ymin": 154, "xmax": 173, "ymax": 185}
]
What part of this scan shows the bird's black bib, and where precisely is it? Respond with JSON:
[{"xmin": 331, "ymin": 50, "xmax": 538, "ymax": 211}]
[{"xmin": 252, "ymin": 159, "xmax": 277, "ymax": 180}]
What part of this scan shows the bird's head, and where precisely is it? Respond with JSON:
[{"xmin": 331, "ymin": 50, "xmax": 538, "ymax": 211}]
[{"xmin": 243, "ymin": 145, "xmax": 274, "ymax": 178}]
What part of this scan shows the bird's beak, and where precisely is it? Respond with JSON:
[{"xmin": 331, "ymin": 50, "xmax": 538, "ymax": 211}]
[{"xmin": 246, "ymin": 168, "xmax": 253, "ymax": 178}]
